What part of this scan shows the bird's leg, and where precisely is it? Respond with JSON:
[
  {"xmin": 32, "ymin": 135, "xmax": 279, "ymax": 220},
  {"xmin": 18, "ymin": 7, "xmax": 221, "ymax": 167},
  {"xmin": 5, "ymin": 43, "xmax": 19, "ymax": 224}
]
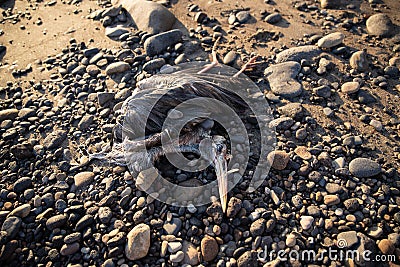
[
  {"xmin": 233, "ymin": 55, "xmax": 259, "ymax": 78},
  {"xmin": 197, "ymin": 38, "xmax": 221, "ymax": 74}
]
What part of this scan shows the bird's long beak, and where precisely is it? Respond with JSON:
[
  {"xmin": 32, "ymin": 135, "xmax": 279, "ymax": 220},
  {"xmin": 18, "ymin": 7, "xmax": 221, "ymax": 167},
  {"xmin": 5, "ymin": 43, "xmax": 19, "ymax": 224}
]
[{"xmin": 214, "ymin": 150, "xmax": 228, "ymax": 213}]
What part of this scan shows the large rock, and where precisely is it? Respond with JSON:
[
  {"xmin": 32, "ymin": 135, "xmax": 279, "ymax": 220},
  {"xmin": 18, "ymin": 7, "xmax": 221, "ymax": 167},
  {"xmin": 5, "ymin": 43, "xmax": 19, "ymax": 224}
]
[
  {"xmin": 144, "ymin": 29, "xmax": 183, "ymax": 56},
  {"xmin": 275, "ymin": 45, "xmax": 322, "ymax": 63},
  {"xmin": 366, "ymin": 14, "xmax": 394, "ymax": 37},
  {"xmin": 264, "ymin": 61, "xmax": 302, "ymax": 98},
  {"xmin": 112, "ymin": 0, "xmax": 176, "ymax": 34},
  {"xmin": 125, "ymin": 223, "xmax": 151, "ymax": 260}
]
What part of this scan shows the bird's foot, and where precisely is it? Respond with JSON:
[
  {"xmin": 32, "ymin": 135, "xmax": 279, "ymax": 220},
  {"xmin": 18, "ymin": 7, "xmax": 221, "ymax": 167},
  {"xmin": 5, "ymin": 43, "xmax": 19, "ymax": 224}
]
[{"xmin": 233, "ymin": 55, "xmax": 259, "ymax": 78}]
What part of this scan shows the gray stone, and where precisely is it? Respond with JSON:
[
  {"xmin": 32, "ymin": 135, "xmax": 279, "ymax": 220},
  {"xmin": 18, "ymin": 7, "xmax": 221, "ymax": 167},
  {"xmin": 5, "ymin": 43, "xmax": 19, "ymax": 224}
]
[
  {"xmin": 269, "ymin": 117, "xmax": 295, "ymax": 130},
  {"xmin": 105, "ymin": 26, "xmax": 129, "ymax": 38},
  {"xmin": 163, "ymin": 218, "xmax": 182, "ymax": 235},
  {"xmin": 278, "ymin": 103, "xmax": 304, "ymax": 121},
  {"xmin": 0, "ymin": 109, "xmax": 18, "ymax": 123},
  {"xmin": 75, "ymin": 215, "xmax": 94, "ymax": 231},
  {"xmin": 8, "ymin": 204, "xmax": 31, "ymax": 218},
  {"xmin": 275, "ymin": 45, "xmax": 322, "ymax": 63},
  {"xmin": 313, "ymin": 85, "xmax": 331, "ymax": 98},
  {"xmin": 60, "ymin": 242, "xmax": 80, "ymax": 256},
  {"xmin": 317, "ymin": 32, "xmax": 345, "ymax": 48},
  {"xmin": 223, "ymin": 51, "xmax": 238, "ymax": 65},
  {"xmin": 43, "ymin": 130, "xmax": 67, "ymax": 149},
  {"xmin": 236, "ymin": 11, "xmax": 251, "ymax": 23},
  {"xmin": 264, "ymin": 61, "xmax": 302, "ymax": 98},
  {"xmin": 337, "ymin": 231, "xmax": 359, "ymax": 248},
  {"xmin": 112, "ymin": 0, "xmax": 176, "ymax": 34},
  {"xmin": 144, "ymin": 29, "xmax": 183, "ymax": 56},
  {"xmin": 1, "ymin": 216, "xmax": 21, "ymax": 239},
  {"xmin": 264, "ymin": 13, "xmax": 282, "ymax": 24},
  {"xmin": 105, "ymin": 61, "xmax": 130, "ymax": 75},
  {"xmin": 46, "ymin": 214, "xmax": 68, "ymax": 230},
  {"xmin": 349, "ymin": 158, "xmax": 381, "ymax": 178},
  {"xmin": 74, "ymin": 172, "xmax": 95, "ymax": 189},
  {"xmin": 350, "ymin": 51, "xmax": 368, "ymax": 71},
  {"xmin": 78, "ymin": 115, "xmax": 94, "ymax": 130},
  {"xmin": 125, "ymin": 223, "xmax": 151, "ymax": 260},
  {"xmin": 13, "ymin": 177, "xmax": 33, "ymax": 193},
  {"xmin": 143, "ymin": 58, "xmax": 166, "ymax": 72},
  {"xmin": 366, "ymin": 14, "xmax": 394, "ymax": 37}
]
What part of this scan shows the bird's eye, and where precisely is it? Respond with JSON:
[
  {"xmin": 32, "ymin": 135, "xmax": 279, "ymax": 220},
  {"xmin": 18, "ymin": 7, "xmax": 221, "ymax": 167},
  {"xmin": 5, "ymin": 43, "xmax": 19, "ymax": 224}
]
[{"xmin": 216, "ymin": 144, "xmax": 223, "ymax": 153}]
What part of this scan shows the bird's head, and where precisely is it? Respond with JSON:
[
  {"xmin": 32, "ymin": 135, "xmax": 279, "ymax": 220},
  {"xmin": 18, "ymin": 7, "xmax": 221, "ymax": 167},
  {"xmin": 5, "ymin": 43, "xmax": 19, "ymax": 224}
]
[{"xmin": 211, "ymin": 135, "xmax": 229, "ymax": 213}]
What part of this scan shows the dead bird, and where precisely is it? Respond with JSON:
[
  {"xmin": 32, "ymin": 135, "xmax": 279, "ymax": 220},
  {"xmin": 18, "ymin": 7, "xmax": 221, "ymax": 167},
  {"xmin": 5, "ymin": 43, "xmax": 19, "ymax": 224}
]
[{"xmin": 91, "ymin": 54, "xmax": 260, "ymax": 212}]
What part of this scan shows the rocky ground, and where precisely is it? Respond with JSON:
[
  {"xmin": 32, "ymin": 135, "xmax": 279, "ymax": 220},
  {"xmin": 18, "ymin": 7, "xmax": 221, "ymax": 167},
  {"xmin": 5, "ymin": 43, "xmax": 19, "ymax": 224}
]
[{"xmin": 1, "ymin": 0, "xmax": 400, "ymax": 266}]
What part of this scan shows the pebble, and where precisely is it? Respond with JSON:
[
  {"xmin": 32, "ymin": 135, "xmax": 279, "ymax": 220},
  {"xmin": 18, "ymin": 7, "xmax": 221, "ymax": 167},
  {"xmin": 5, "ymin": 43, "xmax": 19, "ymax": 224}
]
[
  {"xmin": 74, "ymin": 171, "xmax": 95, "ymax": 189},
  {"xmin": 223, "ymin": 51, "xmax": 238, "ymax": 65},
  {"xmin": 264, "ymin": 13, "xmax": 282, "ymax": 24},
  {"xmin": 182, "ymin": 241, "xmax": 199, "ymax": 265},
  {"xmin": 337, "ymin": 231, "xmax": 359, "ymax": 248},
  {"xmin": 250, "ymin": 218, "xmax": 265, "ymax": 236},
  {"xmin": 267, "ymin": 150, "xmax": 290, "ymax": 170},
  {"xmin": 43, "ymin": 130, "xmax": 67, "ymax": 149},
  {"xmin": 369, "ymin": 119, "xmax": 382, "ymax": 131},
  {"xmin": 294, "ymin": 146, "xmax": 312, "ymax": 160},
  {"xmin": 170, "ymin": 251, "xmax": 185, "ymax": 262},
  {"xmin": 269, "ymin": 117, "xmax": 295, "ymax": 130},
  {"xmin": 0, "ymin": 109, "xmax": 18, "ymax": 122},
  {"xmin": 163, "ymin": 218, "xmax": 182, "ymax": 235},
  {"xmin": 1, "ymin": 216, "xmax": 21, "ymax": 238},
  {"xmin": 300, "ymin": 215, "xmax": 314, "ymax": 230},
  {"xmin": 341, "ymin": 81, "xmax": 360, "ymax": 94},
  {"xmin": 105, "ymin": 61, "xmax": 130, "ymax": 75},
  {"xmin": 226, "ymin": 197, "xmax": 242, "ymax": 218},
  {"xmin": 8, "ymin": 204, "xmax": 31, "ymax": 218},
  {"xmin": 143, "ymin": 58, "xmax": 166, "ymax": 72},
  {"xmin": 349, "ymin": 158, "xmax": 381, "ymax": 178},
  {"xmin": 317, "ymin": 32, "xmax": 345, "ymax": 48},
  {"xmin": 144, "ymin": 29, "xmax": 183, "ymax": 56},
  {"xmin": 60, "ymin": 242, "xmax": 80, "ymax": 256},
  {"xmin": 378, "ymin": 239, "xmax": 395, "ymax": 254},
  {"xmin": 275, "ymin": 45, "xmax": 322, "ymax": 63},
  {"xmin": 105, "ymin": 26, "xmax": 129, "ymax": 38},
  {"xmin": 237, "ymin": 251, "xmax": 258, "ymax": 267},
  {"xmin": 265, "ymin": 61, "xmax": 302, "ymax": 98},
  {"xmin": 366, "ymin": 14, "xmax": 394, "ymax": 37},
  {"xmin": 286, "ymin": 233, "xmax": 297, "ymax": 247},
  {"xmin": 201, "ymin": 235, "xmax": 218, "ymax": 261},
  {"xmin": 236, "ymin": 11, "xmax": 251, "ymax": 23},
  {"xmin": 125, "ymin": 223, "xmax": 151, "ymax": 260},
  {"xmin": 116, "ymin": 0, "xmax": 176, "ymax": 34},
  {"xmin": 349, "ymin": 51, "xmax": 368, "ymax": 71},
  {"xmin": 324, "ymin": 195, "xmax": 340, "ymax": 205},
  {"xmin": 46, "ymin": 214, "xmax": 68, "ymax": 230},
  {"xmin": 13, "ymin": 177, "xmax": 33, "ymax": 193}
]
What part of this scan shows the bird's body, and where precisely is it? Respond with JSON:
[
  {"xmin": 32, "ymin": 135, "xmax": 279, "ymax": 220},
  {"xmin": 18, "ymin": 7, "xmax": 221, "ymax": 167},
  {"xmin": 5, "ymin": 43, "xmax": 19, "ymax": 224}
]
[{"xmin": 91, "ymin": 60, "xmax": 259, "ymax": 211}]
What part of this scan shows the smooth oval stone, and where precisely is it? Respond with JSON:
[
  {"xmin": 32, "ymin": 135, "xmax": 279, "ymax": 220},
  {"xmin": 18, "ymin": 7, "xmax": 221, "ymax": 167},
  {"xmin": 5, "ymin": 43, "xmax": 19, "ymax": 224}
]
[{"xmin": 349, "ymin": 158, "xmax": 381, "ymax": 178}]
